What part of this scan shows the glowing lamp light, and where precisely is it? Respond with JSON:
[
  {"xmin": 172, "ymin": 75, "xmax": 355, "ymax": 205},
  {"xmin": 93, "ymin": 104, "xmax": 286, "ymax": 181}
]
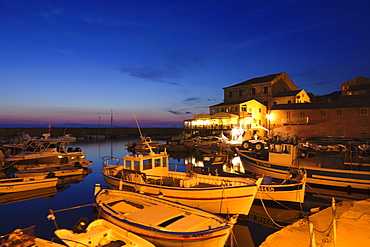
[{"xmin": 266, "ymin": 114, "xmax": 273, "ymax": 120}]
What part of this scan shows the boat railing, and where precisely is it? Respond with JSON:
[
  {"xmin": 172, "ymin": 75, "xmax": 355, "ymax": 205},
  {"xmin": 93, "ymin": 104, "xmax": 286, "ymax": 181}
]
[
  {"xmin": 168, "ymin": 171, "xmax": 254, "ymax": 187},
  {"xmin": 102, "ymin": 156, "xmax": 123, "ymax": 166}
]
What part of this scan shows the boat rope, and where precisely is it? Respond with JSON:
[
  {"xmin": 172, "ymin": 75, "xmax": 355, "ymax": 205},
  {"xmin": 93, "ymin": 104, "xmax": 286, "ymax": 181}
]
[
  {"xmin": 229, "ymin": 228, "xmax": 239, "ymax": 247},
  {"xmin": 49, "ymin": 203, "xmax": 97, "ymax": 214},
  {"xmin": 305, "ymin": 183, "xmax": 333, "ymax": 203},
  {"xmin": 258, "ymin": 197, "xmax": 285, "ymax": 228},
  {"xmin": 219, "ymin": 185, "xmax": 225, "ymax": 214}
]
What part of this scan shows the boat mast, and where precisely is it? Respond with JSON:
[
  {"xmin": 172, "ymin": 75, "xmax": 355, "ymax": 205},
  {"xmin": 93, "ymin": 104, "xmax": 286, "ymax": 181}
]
[{"xmin": 129, "ymin": 99, "xmax": 154, "ymax": 154}]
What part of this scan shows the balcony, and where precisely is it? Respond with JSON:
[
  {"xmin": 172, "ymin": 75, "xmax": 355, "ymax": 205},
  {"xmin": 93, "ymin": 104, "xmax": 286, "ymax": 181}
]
[{"xmin": 282, "ymin": 117, "xmax": 309, "ymax": 125}]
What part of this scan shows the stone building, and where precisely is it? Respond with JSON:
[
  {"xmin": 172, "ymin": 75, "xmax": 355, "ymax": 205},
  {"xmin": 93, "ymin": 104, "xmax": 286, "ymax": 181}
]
[
  {"xmin": 270, "ymin": 77, "xmax": 370, "ymax": 139},
  {"xmin": 184, "ymin": 73, "xmax": 370, "ymax": 140},
  {"xmin": 184, "ymin": 72, "xmax": 307, "ymax": 139}
]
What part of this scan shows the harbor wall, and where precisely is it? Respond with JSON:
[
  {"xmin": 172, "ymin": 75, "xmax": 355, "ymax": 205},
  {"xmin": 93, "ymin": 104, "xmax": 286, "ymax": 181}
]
[{"xmin": 0, "ymin": 127, "xmax": 184, "ymax": 140}]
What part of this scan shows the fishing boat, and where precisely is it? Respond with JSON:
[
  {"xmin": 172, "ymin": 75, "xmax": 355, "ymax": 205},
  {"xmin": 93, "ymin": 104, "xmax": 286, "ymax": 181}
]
[
  {"xmin": 0, "ymin": 226, "xmax": 65, "ymax": 247},
  {"xmin": 16, "ymin": 162, "xmax": 92, "ymax": 178},
  {"xmin": 102, "ymin": 148, "xmax": 262, "ymax": 215},
  {"xmin": 54, "ymin": 218, "xmax": 155, "ymax": 247},
  {"xmin": 0, "ymin": 176, "xmax": 58, "ymax": 194},
  {"xmin": 0, "ymin": 187, "xmax": 58, "ymax": 205},
  {"xmin": 94, "ymin": 185, "xmax": 238, "ymax": 247},
  {"xmin": 4, "ymin": 137, "xmax": 87, "ymax": 167},
  {"xmin": 193, "ymin": 153, "xmax": 307, "ymax": 203},
  {"xmin": 236, "ymin": 140, "xmax": 370, "ymax": 190}
]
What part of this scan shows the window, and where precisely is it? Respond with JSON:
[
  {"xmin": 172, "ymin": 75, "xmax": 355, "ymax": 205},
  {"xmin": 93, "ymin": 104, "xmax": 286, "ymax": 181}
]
[
  {"xmin": 228, "ymin": 91, "xmax": 232, "ymax": 98},
  {"xmin": 143, "ymin": 159, "xmax": 152, "ymax": 170},
  {"xmin": 273, "ymin": 101, "xmax": 277, "ymax": 105},
  {"xmin": 251, "ymin": 88, "xmax": 256, "ymax": 95},
  {"xmin": 360, "ymin": 127, "xmax": 368, "ymax": 138},
  {"xmin": 360, "ymin": 108, "xmax": 367, "ymax": 116},
  {"xmin": 320, "ymin": 110, "xmax": 326, "ymax": 116},
  {"xmin": 238, "ymin": 90, "xmax": 243, "ymax": 96},
  {"xmin": 155, "ymin": 158, "xmax": 161, "ymax": 167},
  {"xmin": 335, "ymin": 126, "xmax": 343, "ymax": 135},
  {"xmin": 263, "ymin": 86, "xmax": 268, "ymax": 94},
  {"xmin": 221, "ymin": 107, "xmax": 228, "ymax": 112},
  {"xmin": 241, "ymin": 105, "xmax": 246, "ymax": 112},
  {"xmin": 211, "ymin": 108, "xmax": 218, "ymax": 114},
  {"xmin": 259, "ymin": 108, "xmax": 262, "ymax": 113},
  {"xmin": 287, "ymin": 100, "xmax": 292, "ymax": 104},
  {"xmin": 231, "ymin": 106, "xmax": 238, "ymax": 112},
  {"xmin": 336, "ymin": 109, "xmax": 342, "ymax": 116},
  {"xmin": 162, "ymin": 157, "xmax": 167, "ymax": 167}
]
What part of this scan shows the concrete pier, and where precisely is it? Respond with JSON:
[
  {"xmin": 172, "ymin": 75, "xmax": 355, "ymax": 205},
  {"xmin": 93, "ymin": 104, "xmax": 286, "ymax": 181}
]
[{"xmin": 260, "ymin": 199, "xmax": 370, "ymax": 247}]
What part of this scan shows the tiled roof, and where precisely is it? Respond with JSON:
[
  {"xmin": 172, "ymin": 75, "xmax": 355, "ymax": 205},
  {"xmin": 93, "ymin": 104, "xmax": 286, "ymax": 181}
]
[
  {"xmin": 225, "ymin": 73, "xmax": 282, "ymax": 88},
  {"xmin": 210, "ymin": 99, "xmax": 262, "ymax": 107},
  {"xmin": 271, "ymin": 97, "xmax": 370, "ymax": 110},
  {"xmin": 273, "ymin": 89, "xmax": 302, "ymax": 98}
]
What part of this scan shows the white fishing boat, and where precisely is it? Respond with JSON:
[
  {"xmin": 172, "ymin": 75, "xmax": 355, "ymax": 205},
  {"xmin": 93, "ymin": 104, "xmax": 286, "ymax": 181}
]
[
  {"xmin": 54, "ymin": 218, "xmax": 155, "ymax": 247},
  {"xmin": 102, "ymin": 148, "xmax": 262, "ymax": 215},
  {"xmin": 5, "ymin": 137, "xmax": 87, "ymax": 167},
  {"xmin": 194, "ymin": 153, "xmax": 307, "ymax": 203},
  {"xmin": 236, "ymin": 140, "xmax": 370, "ymax": 190},
  {"xmin": 16, "ymin": 162, "xmax": 92, "ymax": 178},
  {"xmin": 0, "ymin": 176, "xmax": 58, "ymax": 194},
  {"xmin": 94, "ymin": 185, "xmax": 238, "ymax": 247}
]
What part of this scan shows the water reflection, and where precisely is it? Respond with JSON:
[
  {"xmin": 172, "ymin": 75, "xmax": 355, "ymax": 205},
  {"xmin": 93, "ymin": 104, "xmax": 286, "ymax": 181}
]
[{"xmin": 0, "ymin": 138, "xmax": 369, "ymax": 246}]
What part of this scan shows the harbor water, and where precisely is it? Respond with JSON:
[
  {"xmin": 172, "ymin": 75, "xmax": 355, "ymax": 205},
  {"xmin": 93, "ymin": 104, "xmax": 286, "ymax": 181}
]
[{"xmin": 1, "ymin": 139, "xmax": 369, "ymax": 246}]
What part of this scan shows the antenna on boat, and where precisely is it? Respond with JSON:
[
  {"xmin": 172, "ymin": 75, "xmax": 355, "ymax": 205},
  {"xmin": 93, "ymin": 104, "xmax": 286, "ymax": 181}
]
[
  {"xmin": 128, "ymin": 98, "xmax": 155, "ymax": 154},
  {"xmin": 63, "ymin": 121, "xmax": 69, "ymax": 136}
]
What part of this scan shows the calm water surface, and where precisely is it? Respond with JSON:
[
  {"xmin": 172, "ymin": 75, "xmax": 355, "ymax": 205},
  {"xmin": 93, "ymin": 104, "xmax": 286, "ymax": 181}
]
[{"xmin": 1, "ymin": 139, "xmax": 369, "ymax": 246}]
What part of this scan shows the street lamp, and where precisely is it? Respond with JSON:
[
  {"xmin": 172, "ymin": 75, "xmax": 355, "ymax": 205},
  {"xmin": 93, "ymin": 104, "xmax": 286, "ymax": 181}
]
[{"xmin": 266, "ymin": 113, "xmax": 273, "ymax": 133}]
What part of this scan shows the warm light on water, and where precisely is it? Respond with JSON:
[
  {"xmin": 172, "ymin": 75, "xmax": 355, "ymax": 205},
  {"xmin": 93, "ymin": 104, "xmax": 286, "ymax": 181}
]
[{"xmin": 0, "ymin": 139, "xmax": 368, "ymax": 246}]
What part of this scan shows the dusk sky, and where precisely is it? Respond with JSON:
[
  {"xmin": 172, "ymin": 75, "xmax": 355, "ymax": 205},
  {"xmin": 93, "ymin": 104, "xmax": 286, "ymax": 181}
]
[{"xmin": 1, "ymin": 1, "xmax": 369, "ymax": 128}]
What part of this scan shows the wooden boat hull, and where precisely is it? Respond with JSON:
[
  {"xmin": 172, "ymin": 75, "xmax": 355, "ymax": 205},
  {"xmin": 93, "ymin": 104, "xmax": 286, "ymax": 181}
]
[
  {"xmin": 95, "ymin": 188, "xmax": 235, "ymax": 247},
  {"xmin": 0, "ymin": 177, "xmax": 58, "ymax": 193},
  {"xmin": 0, "ymin": 187, "xmax": 58, "ymax": 205},
  {"xmin": 102, "ymin": 168, "xmax": 259, "ymax": 215},
  {"xmin": 16, "ymin": 166, "xmax": 90, "ymax": 178},
  {"xmin": 256, "ymin": 177, "xmax": 306, "ymax": 203},
  {"xmin": 237, "ymin": 148, "xmax": 370, "ymax": 190},
  {"xmin": 6, "ymin": 151, "xmax": 86, "ymax": 166}
]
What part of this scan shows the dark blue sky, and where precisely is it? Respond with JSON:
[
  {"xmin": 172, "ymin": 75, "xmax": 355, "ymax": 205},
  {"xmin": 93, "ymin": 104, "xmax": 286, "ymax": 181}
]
[{"xmin": 1, "ymin": 0, "xmax": 369, "ymax": 127}]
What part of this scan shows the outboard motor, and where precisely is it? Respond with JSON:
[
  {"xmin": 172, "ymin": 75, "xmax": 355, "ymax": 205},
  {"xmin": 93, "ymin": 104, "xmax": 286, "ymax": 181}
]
[{"xmin": 72, "ymin": 217, "xmax": 89, "ymax": 233}]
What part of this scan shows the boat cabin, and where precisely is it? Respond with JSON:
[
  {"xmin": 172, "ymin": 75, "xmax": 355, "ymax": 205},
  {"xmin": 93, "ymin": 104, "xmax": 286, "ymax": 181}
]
[
  {"xmin": 122, "ymin": 151, "xmax": 170, "ymax": 178},
  {"xmin": 268, "ymin": 142, "xmax": 298, "ymax": 166}
]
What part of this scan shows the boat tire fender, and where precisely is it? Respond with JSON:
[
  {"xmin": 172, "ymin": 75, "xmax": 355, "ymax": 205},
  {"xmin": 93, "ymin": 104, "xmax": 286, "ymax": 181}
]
[
  {"xmin": 254, "ymin": 142, "xmax": 264, "ymax": 151},
  {"xmin": 241, "ymin": 141, "xmax": 250, "ymax": 150}
]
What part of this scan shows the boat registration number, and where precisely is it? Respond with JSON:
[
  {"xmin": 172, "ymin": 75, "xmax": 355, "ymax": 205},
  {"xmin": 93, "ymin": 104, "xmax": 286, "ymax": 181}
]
[{"xmin": 259, "ymin": 186, "xmax": 275, "ymax": 192}]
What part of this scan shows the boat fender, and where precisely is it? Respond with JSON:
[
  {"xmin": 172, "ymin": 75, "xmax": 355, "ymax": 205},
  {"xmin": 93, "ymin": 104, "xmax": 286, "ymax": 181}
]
[
  {"xmin": 254, "ymin": 142, "xmax": 264, "ymax": 151},
  {"xmin": 241, "ymin": 141, "xmax": 250, "ymax": 150}
]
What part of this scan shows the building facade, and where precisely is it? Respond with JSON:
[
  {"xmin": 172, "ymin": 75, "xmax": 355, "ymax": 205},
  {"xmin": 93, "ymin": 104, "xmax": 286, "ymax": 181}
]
[
  {"xmin": 184, "ymin": 73, "xmax": 370, "ymax": 139},
  {"xmin": 269, "ymin": 96, "xmax": 370, "ymax": 139},
  {"xmin": 222, "ymin": 72, "xmax": 304, "ymax": 109}
]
